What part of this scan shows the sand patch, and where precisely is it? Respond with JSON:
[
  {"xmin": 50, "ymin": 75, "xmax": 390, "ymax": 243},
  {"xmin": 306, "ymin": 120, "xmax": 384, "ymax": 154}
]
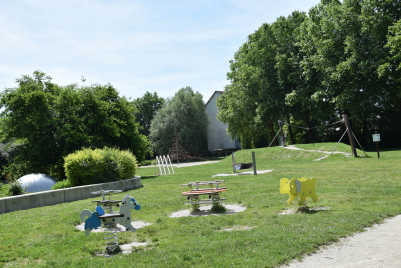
[
  {"xmin": 220, "ymin": 225, "xmax": 257, "ymax": 232},
  {"xmin": 169, "ymin": 204, "xmax": 246, "ymax": 218},
  {"xmin": 212, "ymin": 169, "xmax": 273, "ymax": 177},
  {"xmin": 76, "ymin": 220, "xmax": 153, "ymax": 256},
  {"xmin": 95, "ymin": 241, "xmax": 151, "ymax": 257},
  {"xmin": 75, "ymin": 220, "xmax": 153, "ymax": 233},
  {"xmin": 119, "ymin": 241, "xmax": 150, "ymax": 254}
]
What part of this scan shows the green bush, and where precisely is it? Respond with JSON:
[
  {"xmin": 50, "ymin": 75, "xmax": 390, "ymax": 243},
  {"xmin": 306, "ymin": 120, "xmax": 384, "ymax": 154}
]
[
  {"xmin": 138, "ymin": 159, "xmax": 153, "ymax": 167},
  {"xmin": 51, "ymin": 179, "xmax": 72, "ymax": 190},
  {"xmin": 6, "ymin": 180, "xmax": 25, "ymax": 196},
  {"xmin": 64, "ymin": 147, "xmax": 137, "ymax": 187}
]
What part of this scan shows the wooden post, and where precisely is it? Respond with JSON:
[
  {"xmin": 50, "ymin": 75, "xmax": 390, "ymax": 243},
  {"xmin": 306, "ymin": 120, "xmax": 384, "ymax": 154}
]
[
  {"xmin": 232, "ymin": 153, "xmax": 236, "ymax": 173},
  {"xmin": 252, "ymin": 151, "xmax": 257, "ymax": 175},
  {"xmin": 278, "ymin": 120, "xmax": 286, "ymax": 147},
  {"xmin": 343, "ymin": 114, "xmax": 357, "ymax": 157},
  {"xmin": 376, "ymin": 141, "xmax": 380, "ymax": 159}
]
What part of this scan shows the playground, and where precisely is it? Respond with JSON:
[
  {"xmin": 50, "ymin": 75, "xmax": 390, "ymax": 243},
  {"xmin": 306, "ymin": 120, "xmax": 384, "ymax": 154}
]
[{"xmin": 0, "ymin": 143, "xmax": 401, "ymax": 267}]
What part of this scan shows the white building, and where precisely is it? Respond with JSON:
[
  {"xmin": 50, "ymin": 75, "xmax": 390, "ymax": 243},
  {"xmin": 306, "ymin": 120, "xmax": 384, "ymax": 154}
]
[{"xmin": 205, "ymin": 91, "xmax": 241, "ymax": 152}]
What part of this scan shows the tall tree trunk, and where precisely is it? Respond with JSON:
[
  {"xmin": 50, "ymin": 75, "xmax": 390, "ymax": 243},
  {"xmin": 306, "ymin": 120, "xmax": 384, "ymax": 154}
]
[
  {"xmin": 286, "ymin": 114, "xmax": 295, "ymax": 145},
  {"xmin": 397, "ymin": 97, "xmax": 401, "ymax": 127},
  {"xmin": 362, "ymin": 119, "xmax": 366, "ymax": 148},
  {"xmin": 304, "ymin": 110, "xmax": 313, "ymax": 144},
  {"xmin": 267, "ymin": 122, "xmax": 279, "ymax": 146}
]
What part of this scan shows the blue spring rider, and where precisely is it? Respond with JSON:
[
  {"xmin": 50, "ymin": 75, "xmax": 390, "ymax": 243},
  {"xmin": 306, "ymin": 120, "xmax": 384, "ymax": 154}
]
[{"xmin": 80, "ymin": 190, "xmax": 140, "ymax": 251}]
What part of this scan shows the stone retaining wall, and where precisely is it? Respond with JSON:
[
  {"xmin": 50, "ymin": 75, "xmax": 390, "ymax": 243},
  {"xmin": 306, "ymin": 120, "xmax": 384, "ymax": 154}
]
[{"xmin": 0, "ymin": 176, "xmax": 141, "ymax": 214}]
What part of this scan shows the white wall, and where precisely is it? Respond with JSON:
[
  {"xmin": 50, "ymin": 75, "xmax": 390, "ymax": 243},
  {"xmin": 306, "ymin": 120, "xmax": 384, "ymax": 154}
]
[{"xmin": 205, "ymin": 92, "xmax": 240, "ymax": 151}]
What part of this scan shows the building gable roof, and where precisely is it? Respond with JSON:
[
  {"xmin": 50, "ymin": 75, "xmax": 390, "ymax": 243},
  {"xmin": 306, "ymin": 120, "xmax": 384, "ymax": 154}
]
[{"xmin": 205, "ymin": 91, "xmax": 224, "ymax": 107}]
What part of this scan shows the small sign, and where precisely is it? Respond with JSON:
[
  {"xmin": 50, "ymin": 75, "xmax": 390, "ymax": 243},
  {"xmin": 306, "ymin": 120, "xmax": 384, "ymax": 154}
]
[{"xmin": 373, "ymin": 134, "xmax": 380, "ymax": 142}]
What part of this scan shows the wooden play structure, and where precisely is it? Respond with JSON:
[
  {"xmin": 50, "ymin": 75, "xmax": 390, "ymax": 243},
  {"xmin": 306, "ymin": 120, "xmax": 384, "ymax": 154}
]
[
  {"xmin": 80, "ymin": 190, "xmax": 141, "ymax": 252},
  {"xmin": 279, "ymin": 177, "xmax": 318, "ymax": 206},
  {"xmin": 232, "ymin": 151, "xmax": 257, "ymax": 175},
  {"xmin": 181, "ymin": 180, "xmax": 227, "ymax": 209}
]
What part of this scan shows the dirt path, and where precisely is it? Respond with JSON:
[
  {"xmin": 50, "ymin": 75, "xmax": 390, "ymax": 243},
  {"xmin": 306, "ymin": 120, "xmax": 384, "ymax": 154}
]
[
  {"xmin": 280, "ymin": 214, "xmax": 401, "ymax": 267},
  {"xmin": 139, "ymin": 160, "xmax": 220, "ymax": 168},
  {"xmin": 283, "ymin": 145, "xmax": 351, "ymax": 161}
]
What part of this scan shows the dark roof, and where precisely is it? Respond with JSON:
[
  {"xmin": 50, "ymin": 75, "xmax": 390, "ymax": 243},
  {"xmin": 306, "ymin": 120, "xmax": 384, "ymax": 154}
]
[{"xmin": 205, "ymin": 91, "xmax": 224, "ymax": 107}]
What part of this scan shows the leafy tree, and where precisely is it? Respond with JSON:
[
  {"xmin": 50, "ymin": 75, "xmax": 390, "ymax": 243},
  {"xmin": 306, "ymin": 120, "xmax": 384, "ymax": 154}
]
[
  {"xmin": 291, "ymin": 0, "xmax": 344, "ymax": 142},
  {"xmin": 133, "ymin": 91, "xmax": 165, "ymax": 137},
  {"xmin": 217, "ymin": 23, "xmax": 278, "ymax": 148},
  {"xmin": 217, "ymin": 12, "xmax": 308, "ymax": 146},
  {"xmin": 324, "ymin": 0, "xmax": 401, "ymax": 146},
  {"xmin": 219, "ymin": 0, "xmax": 401, "ymax": 149},
  {"xmin": 149, "ymin": 87, "xmax": 209, "ymax": 155},
  {"xmin": 0, "ymin": 71, "xmax": 148, "ymax": 180},
  {"xmin": 378, "ymin": 15, "xmax": 401, "ymax": 134}
]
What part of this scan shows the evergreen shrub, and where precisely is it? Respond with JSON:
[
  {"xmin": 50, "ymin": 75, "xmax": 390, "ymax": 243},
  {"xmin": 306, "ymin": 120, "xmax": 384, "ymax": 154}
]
[
  {"xmin": 51, "ymin": 179, "xmax": 72, "ymax": 190},
  {"xmin": 6, "ymin": 180, "xmax": 25, "ymax": 196},
  {"xmin": 64, "ymin": 147, "xmax": 137, "ymax": 187}
]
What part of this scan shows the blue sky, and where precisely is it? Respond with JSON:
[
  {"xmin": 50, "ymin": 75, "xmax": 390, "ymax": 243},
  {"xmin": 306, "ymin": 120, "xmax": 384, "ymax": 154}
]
[{"xmin": 0, "ymin": 0, "xmax": 321, "ymax": 102}]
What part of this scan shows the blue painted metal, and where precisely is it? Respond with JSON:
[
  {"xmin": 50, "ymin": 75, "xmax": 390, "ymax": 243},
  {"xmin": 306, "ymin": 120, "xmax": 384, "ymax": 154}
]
[
  {"xmin": 95, "ymin": 206, "xmax": 105, "ymax": 215},
  {"xmin": 84, "ymin": 212, "xmax": 102, "ymax": 232}
]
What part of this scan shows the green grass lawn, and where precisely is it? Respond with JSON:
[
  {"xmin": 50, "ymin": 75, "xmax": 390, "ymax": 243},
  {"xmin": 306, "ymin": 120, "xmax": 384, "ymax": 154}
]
[{"xmin": 0, "ymin": 143, "xmax": 400, "ymax": 267}]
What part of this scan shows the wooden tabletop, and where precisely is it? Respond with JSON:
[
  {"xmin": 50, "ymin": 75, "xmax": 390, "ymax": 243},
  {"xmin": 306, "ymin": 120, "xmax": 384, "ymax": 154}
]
[{"xmin": 181, "ymin": 189, "xmax": 227, "ymax": 196}]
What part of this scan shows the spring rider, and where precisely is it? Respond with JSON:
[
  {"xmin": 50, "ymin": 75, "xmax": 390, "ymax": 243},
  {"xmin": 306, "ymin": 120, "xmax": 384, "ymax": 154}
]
[
  {"xmin": 279, "ymin": 177, "xmax": 318, "ymax": 206},
  {"xmin": 80, "ymin": 190, "xmax": 140, "ymax": 252}
]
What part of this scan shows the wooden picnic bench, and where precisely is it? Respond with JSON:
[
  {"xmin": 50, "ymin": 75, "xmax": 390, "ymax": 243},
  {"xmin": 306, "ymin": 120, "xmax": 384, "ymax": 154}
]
[{"xmin": 181, "ymin": 180, "xmax": 227, "ymax": 208}]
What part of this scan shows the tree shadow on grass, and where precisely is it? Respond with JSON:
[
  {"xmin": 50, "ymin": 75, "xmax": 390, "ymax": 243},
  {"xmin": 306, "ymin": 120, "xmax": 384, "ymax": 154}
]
[
  {"xmin": 299, "ymin": 206, "xmax": 329, "ymax": 214},
  {"xmin": 279, "ymin": 206, "xmax": 329, "ymax": 215},
  {"xmin": 140, "ymin": 175, "xmax": 159, "ymax": 180}
]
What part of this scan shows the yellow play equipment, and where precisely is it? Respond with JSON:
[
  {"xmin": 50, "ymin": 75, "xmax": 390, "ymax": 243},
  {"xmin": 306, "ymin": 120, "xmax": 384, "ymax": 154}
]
[{"xmin": 279, "ymin": 177, "xmax": 318, "ymax": 206}]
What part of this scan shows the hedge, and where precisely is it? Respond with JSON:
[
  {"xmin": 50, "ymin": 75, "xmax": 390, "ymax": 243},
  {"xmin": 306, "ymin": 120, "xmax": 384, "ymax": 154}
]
[{"xmin": 64, "ymin": 147, "xmax": 137, "ymax": 187}]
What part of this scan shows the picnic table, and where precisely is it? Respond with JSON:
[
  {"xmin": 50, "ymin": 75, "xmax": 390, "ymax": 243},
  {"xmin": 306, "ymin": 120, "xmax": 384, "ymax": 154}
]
[{"xmin": 181, "ymin": 180, "xmax": 227, "ymax": 208}]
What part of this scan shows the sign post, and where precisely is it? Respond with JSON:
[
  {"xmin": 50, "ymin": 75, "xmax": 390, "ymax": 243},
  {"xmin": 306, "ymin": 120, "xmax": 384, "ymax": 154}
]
[{"xmin": 372, "ymin": 133, "xmax": 380, "ymax": 159}]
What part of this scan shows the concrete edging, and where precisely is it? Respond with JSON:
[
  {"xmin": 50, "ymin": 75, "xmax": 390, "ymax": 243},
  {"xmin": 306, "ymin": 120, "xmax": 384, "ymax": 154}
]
[{"xmin": 0, "ymin": 176, "xmax": 141, "ymax": 214}]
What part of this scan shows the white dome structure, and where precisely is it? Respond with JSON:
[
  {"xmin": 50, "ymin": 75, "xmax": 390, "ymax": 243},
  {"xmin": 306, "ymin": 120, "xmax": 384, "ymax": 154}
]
[{"xmin": 17, "ymin": 173, "xmax": 57, "ymax": 193}]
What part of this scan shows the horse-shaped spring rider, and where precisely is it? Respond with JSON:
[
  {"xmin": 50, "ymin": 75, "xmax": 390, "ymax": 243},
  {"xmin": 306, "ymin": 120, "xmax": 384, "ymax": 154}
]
[
  {"xmin": 279, "ymin": 177, "xmax": 318, "ymax": 206},
  {"xmin": 80, "ymin": 190, "xmax": 140, "ymax": 251}
]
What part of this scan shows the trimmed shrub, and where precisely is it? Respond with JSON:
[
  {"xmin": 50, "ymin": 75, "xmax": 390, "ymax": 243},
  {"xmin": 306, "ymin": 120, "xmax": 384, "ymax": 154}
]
[
  {"xmin": 138, "ymin": 159, "xmax": 153, "ymax": 167},
  {"xmin": 51, "ymin": 179, "xmax": 72, "ymax": 190},
  {"xmin": 64, "ymin": 147, "xmax": 137, "ymax": 187}
]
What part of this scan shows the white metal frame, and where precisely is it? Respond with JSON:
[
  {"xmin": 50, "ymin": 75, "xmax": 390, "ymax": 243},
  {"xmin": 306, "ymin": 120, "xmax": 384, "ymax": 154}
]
[{"xmin": 155, "ymin": 155, "xmax": 175, "ymax": 175}]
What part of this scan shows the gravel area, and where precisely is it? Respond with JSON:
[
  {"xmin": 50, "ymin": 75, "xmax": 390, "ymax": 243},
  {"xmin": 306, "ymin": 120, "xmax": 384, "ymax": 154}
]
[
  {"xmin": 283, "ymin": 145, "xmax": 351, "ymax": 161},
  {"xmin": 76, "ymin": 220, "xmax": 153, "ymax": 255},
  {"xmin": 212, "ymin": 169, "xmax": 273, "ymax": 177},
  {"xmin": 75, "ymin": 220, "xmax": 153, "ymax": 233},
  {"xmin": 139, "ymin": 160, "xmax": 221, "ymax": 168},
  {"xmin": 280, "ymin": 214, "xmax": 401, "ymax": 268},
  {"xmin": 169, "ymin": 204, "xmax": 246, "ymax": 218}
]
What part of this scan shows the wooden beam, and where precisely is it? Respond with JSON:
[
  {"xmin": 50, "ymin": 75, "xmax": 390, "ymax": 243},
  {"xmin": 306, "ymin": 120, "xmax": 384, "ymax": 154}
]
[
  {"xmin": 252, "ymin": 151, "xmax": 257, "ymax": 175},
  {"xmin": 232, "ymin": 153, "xmax": 236, "ymax": 173},
  {"xmin": 343, "ymin": 114, "xmax": 357, "ymax": 157}
]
